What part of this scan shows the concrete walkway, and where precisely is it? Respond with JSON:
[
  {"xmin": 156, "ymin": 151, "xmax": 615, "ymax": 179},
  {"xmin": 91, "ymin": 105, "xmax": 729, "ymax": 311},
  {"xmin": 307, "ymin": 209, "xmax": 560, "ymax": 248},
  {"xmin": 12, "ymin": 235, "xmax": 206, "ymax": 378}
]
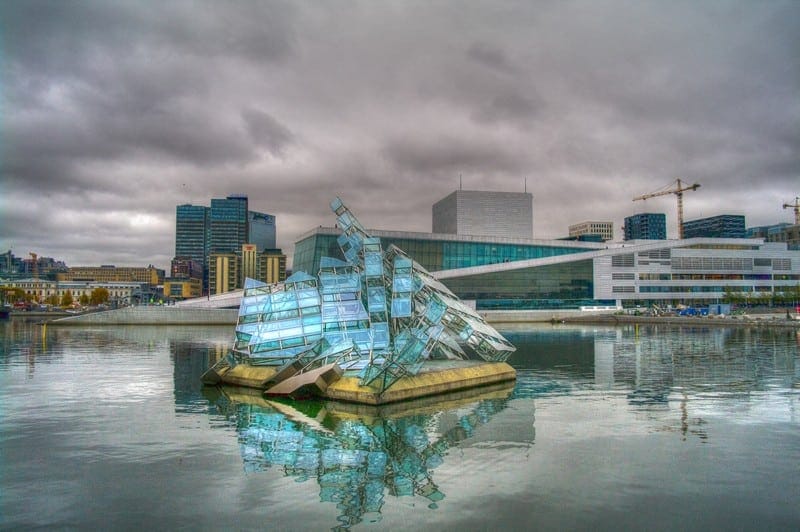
[{"xmin": 49, "ymin": 306, "xmax": 239, "ymax": 325}]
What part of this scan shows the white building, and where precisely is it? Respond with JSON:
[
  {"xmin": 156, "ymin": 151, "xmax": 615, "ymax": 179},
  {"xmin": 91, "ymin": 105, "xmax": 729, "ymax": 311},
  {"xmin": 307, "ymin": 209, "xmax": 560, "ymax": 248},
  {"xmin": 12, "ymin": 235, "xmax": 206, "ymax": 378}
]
[
  {"xmin": 432, "ymin": 190, "xmax": 533, "ymax": 240},
  {"xmin": 569, "ymin": 221, "xmax": 614, "ymax": 242}
]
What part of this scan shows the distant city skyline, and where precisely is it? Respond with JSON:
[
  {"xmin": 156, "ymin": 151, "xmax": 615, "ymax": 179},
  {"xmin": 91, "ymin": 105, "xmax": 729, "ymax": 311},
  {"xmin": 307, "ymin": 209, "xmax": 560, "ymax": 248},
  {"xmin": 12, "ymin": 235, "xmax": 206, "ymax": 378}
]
[{"xmin": 2, "ymin": 1, "xmax": 798, "ymax": 269}]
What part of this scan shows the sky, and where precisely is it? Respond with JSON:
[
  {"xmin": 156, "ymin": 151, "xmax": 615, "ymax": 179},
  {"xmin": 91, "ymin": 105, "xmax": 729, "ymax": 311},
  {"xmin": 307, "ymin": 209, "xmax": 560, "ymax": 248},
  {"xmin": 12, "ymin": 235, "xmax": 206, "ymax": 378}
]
[{"xmin": 1, "ymin": 0, "xmax": 798, "ymax": 270}]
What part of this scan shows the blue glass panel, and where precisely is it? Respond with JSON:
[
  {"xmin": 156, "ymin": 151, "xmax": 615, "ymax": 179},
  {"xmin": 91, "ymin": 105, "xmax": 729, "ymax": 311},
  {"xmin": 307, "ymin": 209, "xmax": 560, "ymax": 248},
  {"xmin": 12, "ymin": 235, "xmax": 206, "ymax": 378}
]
[
  {"xmin": 425, "ymin": 298, "xmax": 446, "ymax": 324},
  {"xmin": 371, "ymin": 323, "xmax": 390, "ymax": 349},
  {"xmin": 391, "ymin": 298, "xmax": 411, "ymax": 318},
  {"xmin": 319, "ymin": 256, "xmax": 350, "ymax": 269},
  {"xmin": 303, "ymin": 314, "xmax": 322, "ymax": 325},
  {"xmin": 285, "ymin": 271, "xmax": 315, "ymax": 284},
  {"xmin": 367, "ymin": 287, "xmax": 386, "ymax": 304},
  {"xmin": 392, "ymin": 277, "xmax": 413, "ymax": 292},
  {"xmin": 303, "ymin": 324, "xmax": 322, "ymax": 335},
  {"xmin": 364, "ymin": 253, "xmax": 383, "ymax": 276}
]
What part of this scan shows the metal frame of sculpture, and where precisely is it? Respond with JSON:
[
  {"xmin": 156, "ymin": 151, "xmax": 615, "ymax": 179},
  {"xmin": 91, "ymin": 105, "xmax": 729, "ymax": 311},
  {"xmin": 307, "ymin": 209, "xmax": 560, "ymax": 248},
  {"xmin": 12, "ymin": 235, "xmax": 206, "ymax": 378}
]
[{"xmin": 228, "ymin": 197, "xmax": 515, "ymax": 395}]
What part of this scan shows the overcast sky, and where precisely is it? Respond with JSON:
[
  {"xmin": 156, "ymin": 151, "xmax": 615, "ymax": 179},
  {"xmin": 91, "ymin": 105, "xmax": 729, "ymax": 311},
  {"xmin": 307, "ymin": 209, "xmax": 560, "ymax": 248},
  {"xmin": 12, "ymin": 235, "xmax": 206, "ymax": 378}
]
[{"xmin": 1, "ymin": 0, "xmax": 798, "ymax": 270}]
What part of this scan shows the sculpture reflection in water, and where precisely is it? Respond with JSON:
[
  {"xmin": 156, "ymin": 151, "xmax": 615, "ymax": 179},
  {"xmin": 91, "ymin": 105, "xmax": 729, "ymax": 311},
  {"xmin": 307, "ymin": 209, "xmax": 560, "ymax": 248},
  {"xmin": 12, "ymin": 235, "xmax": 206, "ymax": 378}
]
[{"xmin": 204, "ymin": 383, "xmax": 522, "ymax": 529}]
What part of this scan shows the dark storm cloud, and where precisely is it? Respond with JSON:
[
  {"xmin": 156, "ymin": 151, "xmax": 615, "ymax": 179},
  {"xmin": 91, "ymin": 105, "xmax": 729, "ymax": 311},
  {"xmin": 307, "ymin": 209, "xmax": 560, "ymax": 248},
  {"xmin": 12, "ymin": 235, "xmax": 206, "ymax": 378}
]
[
  {"xmin": 1, "ymin": 0, "xmax": 798, "ymax": 266},
  {"xmin": 242, "ymin": 109, "xmax": 295, "ymax": 156},
  {"xmin": 382, "ymin": 134, "xmax": 526, "ymax": 176},
  {"xmin": 467, "ymin": 42, "xmax": 517, "ymax": 75}
]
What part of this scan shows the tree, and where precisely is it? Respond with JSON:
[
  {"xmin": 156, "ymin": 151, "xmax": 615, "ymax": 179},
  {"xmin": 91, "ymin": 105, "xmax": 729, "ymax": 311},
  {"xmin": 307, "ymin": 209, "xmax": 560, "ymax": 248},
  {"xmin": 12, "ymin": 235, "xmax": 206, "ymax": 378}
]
[
  {"xmin": 79, "ymin": 293, "xmax": 89, "ymax": 305},
  {"xmin": 90, "ymin": 287, "xmax": 109, "ymax": 305},
  {"xmin": 45, "ymin": 294, "xmax": 60, "ymax": 306},
  {"xmin": 60, "ymin": 290, "xmax": 73, "ymax": 308}
]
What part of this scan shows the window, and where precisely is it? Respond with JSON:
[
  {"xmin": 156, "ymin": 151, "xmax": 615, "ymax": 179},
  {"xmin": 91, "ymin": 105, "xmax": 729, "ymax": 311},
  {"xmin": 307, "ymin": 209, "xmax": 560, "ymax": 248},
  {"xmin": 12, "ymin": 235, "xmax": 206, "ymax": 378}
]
[{"xmin": 612, "ymin": 254, "xmax": 634, "ymax": 267}]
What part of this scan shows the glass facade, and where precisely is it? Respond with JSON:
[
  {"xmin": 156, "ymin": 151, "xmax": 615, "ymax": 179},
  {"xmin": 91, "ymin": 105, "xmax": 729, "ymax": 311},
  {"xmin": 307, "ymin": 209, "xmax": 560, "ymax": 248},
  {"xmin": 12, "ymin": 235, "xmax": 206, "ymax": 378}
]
[
  {"xmin": 682, "ymin": 215, "xmax": 746, "ymax": 238},
  {"xmin": 210, "ymin": 195, "xmax": 249, "ymax": 253},
  {"xmin": 441, "ymin": 260, "xmax": 607, "ymax": 310},
  {"xmin": 624, "ymin": 213, "xmax": 667, "ymax": 240},
  {"xmin": 175, "ymin": 204, "xmax": 209, "ymax": 264},
  {"xmin": 248, "ymin": 211, "xmax": 277, "ymax": 251},
  {"xmin": 294, "ymin": 231, "xmax": 590, "ymax": 276}
]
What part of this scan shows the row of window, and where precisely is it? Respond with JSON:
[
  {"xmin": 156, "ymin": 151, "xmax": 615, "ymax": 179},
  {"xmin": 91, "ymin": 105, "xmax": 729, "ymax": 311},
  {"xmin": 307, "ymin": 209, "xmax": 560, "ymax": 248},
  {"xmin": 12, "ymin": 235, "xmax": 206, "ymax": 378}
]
[
  {"xmin": 612, "ymin": 255, "xmax": 793, "ymax": 271},
  {"xmin": 634, "ymin": 273, "xmax": 799, "ymax": 281},
  {"xmin": 629, "ymin": 285, "xmax": 776, "ymax": 293}
]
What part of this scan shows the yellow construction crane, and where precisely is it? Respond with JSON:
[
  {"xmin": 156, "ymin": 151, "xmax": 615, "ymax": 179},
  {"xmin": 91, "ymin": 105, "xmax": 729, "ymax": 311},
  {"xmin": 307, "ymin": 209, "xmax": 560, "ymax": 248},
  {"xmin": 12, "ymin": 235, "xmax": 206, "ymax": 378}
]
[
  {"xmin": 783, "ymin": 196, "xmax": 799, "ymax": 225},
  {"xmin": 633, "ymin": 179, "xmax": 701, "ymax": 239}
]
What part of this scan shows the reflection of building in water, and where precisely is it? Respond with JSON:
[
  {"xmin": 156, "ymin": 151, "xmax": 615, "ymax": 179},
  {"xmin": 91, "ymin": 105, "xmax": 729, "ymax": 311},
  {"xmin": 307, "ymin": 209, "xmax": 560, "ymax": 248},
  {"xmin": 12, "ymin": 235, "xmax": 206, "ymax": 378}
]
[
  {"xmin": 590, "ymin": 325, "xmax": 799, "ymax": 438},
  {"xmin": 169, "ymin": 332, "xmax": 233, "ymax": 413},
  {"xmin": 206, "ymin": 385, "xmax": 524, "ymax": 529}
]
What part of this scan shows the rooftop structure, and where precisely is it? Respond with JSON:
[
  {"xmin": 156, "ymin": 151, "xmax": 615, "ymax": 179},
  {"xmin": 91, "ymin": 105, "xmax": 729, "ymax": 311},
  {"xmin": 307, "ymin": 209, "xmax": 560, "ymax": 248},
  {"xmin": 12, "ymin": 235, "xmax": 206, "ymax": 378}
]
[
  {"xmin": 624, "ymin": 213, "xmax": 666, "ymax": 240},
  {"xmin": 682, "ymin": 214, "xmax": 745, "ymax": 239},
  {"xmin": 569, "ymin": 221, "xmax": 614, "ymax": 242},
  {"xmin": 748, "ymin": 222, "xmax": 800, "ymax": 249},
  {"xmin": 432, "ymin": 190, "xmax": 533, "ymax": 239}
]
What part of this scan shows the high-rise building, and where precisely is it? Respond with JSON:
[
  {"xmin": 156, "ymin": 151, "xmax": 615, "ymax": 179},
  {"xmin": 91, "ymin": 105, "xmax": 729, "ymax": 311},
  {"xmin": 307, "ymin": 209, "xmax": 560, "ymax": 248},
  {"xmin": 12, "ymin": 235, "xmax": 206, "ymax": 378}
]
[
  {"xmin": 249, "ymin": 211, "xmax": 277, "ymax": 251},
  {"xmin": 682, "ymin": 215, "xmax": 745, "ymax": 238},
  {"xmin": 624, "ymin": 213, "xmax": 667, "ymax": 240},
  {"xmin": 432, "ymin": 190, "xmax": 533, "ymax": 239},
  {"xmin": 175, "ymin": 204, "xmax": 209, "ymax": 264},
  {"xmin": 175, "ymin": 195, "xmax": 278, "ymax": 295},
  {"xmin": 210, "ymin": 194, "xmax": 249, "ymax": 254},
  {"xmin": 569, "ymin": 221, "xmax": 614, "ymax": 242}
]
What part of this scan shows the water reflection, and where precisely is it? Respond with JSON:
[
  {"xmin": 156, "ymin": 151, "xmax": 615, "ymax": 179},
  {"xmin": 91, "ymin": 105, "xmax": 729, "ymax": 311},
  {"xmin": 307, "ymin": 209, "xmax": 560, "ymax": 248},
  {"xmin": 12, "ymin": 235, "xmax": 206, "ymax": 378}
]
[
  {"xmin": 202, "ymin": 383, "xmax": 521, "ymax": 530},
  {"xmin": 505, "ymin": 325, "xmax": 799, "ymax": 398},
  {"xmin": 1, "ymin": 319, "xmax": 798, "ymax": 529},
  {"xmin": 510, "ymin": 325, "xmax": 798, "ymax": 444}
]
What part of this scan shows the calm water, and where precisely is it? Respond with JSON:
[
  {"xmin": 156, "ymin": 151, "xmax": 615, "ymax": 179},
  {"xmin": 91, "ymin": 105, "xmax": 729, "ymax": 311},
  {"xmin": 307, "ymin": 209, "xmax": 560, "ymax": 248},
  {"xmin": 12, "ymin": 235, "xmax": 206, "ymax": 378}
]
[{"xmin": 1, "ymin": 319, "xmax": 798, "ymax": 531}]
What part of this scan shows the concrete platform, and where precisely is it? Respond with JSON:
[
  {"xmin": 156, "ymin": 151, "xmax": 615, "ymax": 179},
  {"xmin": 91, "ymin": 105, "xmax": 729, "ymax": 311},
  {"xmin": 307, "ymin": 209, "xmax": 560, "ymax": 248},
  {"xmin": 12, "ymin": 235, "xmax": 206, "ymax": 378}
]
[
  {"xmin": 209, "ymin": 379, "xmax": 516, "ymax": 421},
  {"xmin": 204, "ymin": 359, "xmax": 516, "ymax": 405}
]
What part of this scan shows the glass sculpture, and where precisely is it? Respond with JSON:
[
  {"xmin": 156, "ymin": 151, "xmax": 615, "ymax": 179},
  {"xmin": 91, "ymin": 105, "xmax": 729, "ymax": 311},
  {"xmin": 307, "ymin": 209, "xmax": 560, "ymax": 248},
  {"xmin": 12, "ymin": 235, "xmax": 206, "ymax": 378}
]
[{"xmin": 230, "ymin": 198, "xmax": 516, "ymax": 394}]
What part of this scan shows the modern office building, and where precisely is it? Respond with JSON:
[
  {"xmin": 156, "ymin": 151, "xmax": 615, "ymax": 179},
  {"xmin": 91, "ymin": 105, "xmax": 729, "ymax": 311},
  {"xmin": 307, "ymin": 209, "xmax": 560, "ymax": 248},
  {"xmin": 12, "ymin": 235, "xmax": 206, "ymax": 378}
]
[
  {"xmin": 682, "ymin": 215, "xmax": 745, "ymax": 239},
  {"xmin": 569, "ymin": 221, "xmax": 614, "ymax": 242},
  {"xmin": 175, "ymin": 204, "xmax": 209, "ymax": 265},
  {"xmin": 210, "ymin": 194, "xmax": 249, "ymax": 254},
  {"xmin": 767, "ymin": 225, "xmax": 800, "ymax": 247},
  {"xmin": 432, "ymin": 190, "xmax": 533, "ymax": 239},
  {"xmin": 748, "ymin": 223, "xmax": 800, "ymax": 248},
  {"xmin": 248, "ymin": 211, "xmax": 277, "ymax": 251},
  {"xmin": 294, "ymin": 226, "xmax": 800, "ymax": 310},
  {"xmin": 747, "ymin": 223, "xmax": 791, "ymax": 239},
  {"xmin": 624, "ymin": 213, "xmax": 667, "ymax": 240}
]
